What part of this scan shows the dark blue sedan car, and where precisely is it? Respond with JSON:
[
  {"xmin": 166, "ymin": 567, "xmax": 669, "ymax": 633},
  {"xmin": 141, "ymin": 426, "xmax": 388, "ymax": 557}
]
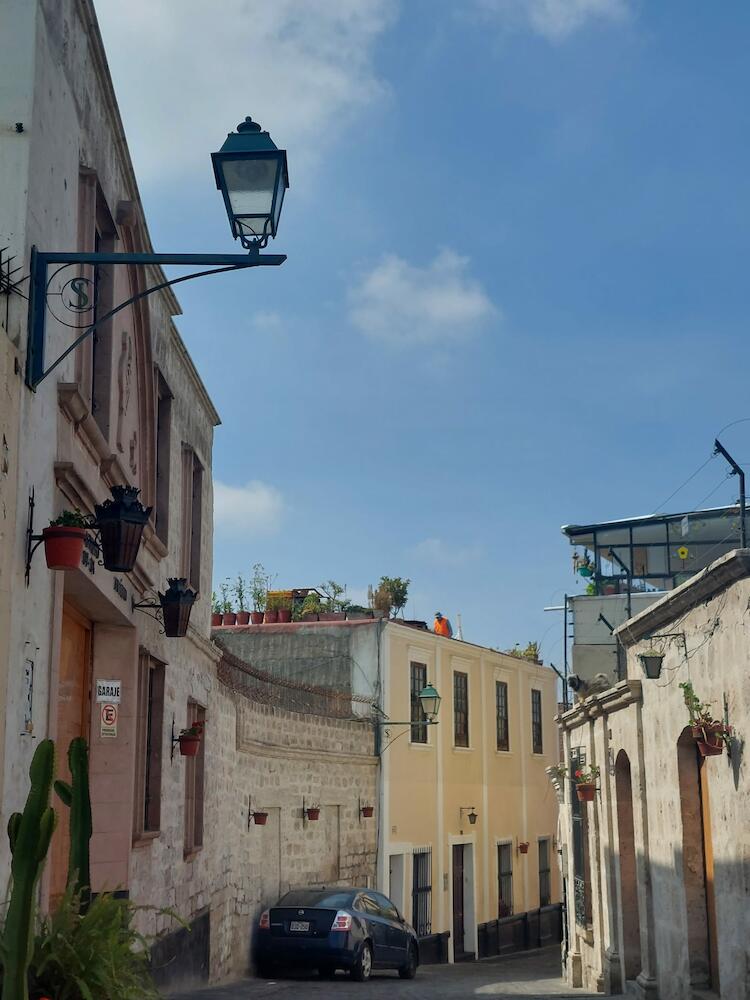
[{"xmin": 255, "ymin": 887, "xmax": 419, "ymax": 981}]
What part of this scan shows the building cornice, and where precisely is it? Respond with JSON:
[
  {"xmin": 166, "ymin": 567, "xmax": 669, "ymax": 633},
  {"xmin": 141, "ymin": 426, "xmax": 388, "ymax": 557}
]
[
  {"xmin": 615, "ymin": 549, "xmax": 750, "ymax": 646},
  {"xmin": 555, "ymin": 679, "xmax": 642, "ymax": 731}
]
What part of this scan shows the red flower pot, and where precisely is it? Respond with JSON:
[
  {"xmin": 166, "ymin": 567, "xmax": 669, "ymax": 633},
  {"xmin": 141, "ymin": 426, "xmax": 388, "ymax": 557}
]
[
  {"xmin": 222, "ymin": 612, "xmax": 237, "ymax": 626},
  {"xmin": 264, "ymin": 610, "xmax": 279, "ymax": 624},
  {"xmin": 250, "ymin": 611, "xmax": 264, "ymax": 625},
  {"xmin": 692, "ymin": 722, "xmax": 725, "ymax": 757},
  {"xmin": 301, "ymin": 613, "xmax": 319, "ymax": 622},
  {"xmin": 211, "ymin": 612, "xmax": 223, "ymax": 627},
  {"xmin": 361, "ymin": 806, "xmax": 374, "ymax": 818},
  {"xmin": 179, "ymin": 735, "xmax": 201, "ymax": 757},
  {"xmin": 236, "ymin": 611, "xmax": 251, "ymax": 625},
  {"xmin": 253, "ymin": 811, "xmax": 269, "ymax": 826},
  {"xmin": 576, "ymin": 783, "xmax": 596, "ymax": 802},
  {"xmin": 277, "ymin": 608, "xmax": 292, "ymax": 623},
  {"xmin": 306, "ymin": 808, "xmax": 320, "ymax": 821},
  {"xmin": 519, "ymin": 842, "xmax": 529, "ymax": 854},
  {"xmin": 42, "ymin": 526, "xmax": 87, "ymax": 570},
  {"xmin": 319, "ymin": 612, "xmax": 346, "ymax": 622}
]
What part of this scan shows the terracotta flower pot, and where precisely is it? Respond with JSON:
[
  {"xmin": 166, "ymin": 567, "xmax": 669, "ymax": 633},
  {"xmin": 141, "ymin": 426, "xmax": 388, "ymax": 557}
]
[
  {"xmin": 277, "ymin": 608, "xmax": 292, "ymax": 623},
  {"xmin": 42, "ymin": 525, "xmax": 87, "ymax": 570},
  {"xmin": 301, "ymin": 612, "xmax": 319, "ymax": 622},
  {"xmin": 253, "ymin": 811, "xmax": 269, "ymax": 826},
  {"xmin": 179, "ymin": 735, "xmax": 201, "ymax": 757},
  {"xmin": 250, "ymin": 611, "xmax": 264, "ymax": 625},
  {"xmin": 319, "ymin": 612, "xmax": 346, "ymax": 622},
  {"xmin": 361, "ymin": 806, "xmax": 374, "ymax": 818},
  {"xmin": 306, "ymin": 807, "xmax": 320, "ymax": 821},
  {"xmin": 236, "ymin": 611, "xmax": 251, "ymax": 625},
  {"xmin": 211, "ymin": 612, "xmax": 223, "ymax": 627},
  {"xmin": 519, "ymin": 842, "xmax": 529, "ymax": 854},
  {"xmin": 692, "ymin": 722, "xmax": 725, "ymax": 757},
  {"xmin": 222, "ymin": 612, "xmax": 237, "ymax": 626},
  {"xmin": 576, "ymin": 783, "xmax": 596, "ymax": 802},
  {"xmin": 264, "ymin": 610, "xmax": 279, "ymax": 624}
]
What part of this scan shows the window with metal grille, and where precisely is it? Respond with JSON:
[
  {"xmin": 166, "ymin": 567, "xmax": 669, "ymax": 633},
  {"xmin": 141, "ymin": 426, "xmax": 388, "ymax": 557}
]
[
  {"xmin": 454, "ymin": 672, "xmax": 469, "ymax": 747},
  {"xmin": 531, "ymin": 688, "xmax": 543, "ymax": 754},
  {"xmin": 411, "ymin": 848, "xmax": 432, "ymax": 937},
  {"xmin": 571, "ymin": 748, "xmax": 592, "ymax": 926},
  {"xmin": 496, "ymin": 680, "xmax": 509, "ymax": 751},
  {"xmin": 498, "ymin": 842, "xmax": 513, "ymax": 917},
  {"xmin": 184, "ymin": 702, "xmax": 206, "ymax": 855},
  {"xmin": 410, "ymin": 662, "xmax": 427, "ymax": 743},
  {"xmin": 538, "ymin": 838, "xmax": 551, "ymax": 906},
  {"xmin": 134, "ymin": 654, "xmax": 165, "ymax": 836}
]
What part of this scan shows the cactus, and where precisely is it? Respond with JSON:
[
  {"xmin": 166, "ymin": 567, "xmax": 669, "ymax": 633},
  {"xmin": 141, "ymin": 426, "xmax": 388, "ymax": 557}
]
[
  {"xmin": 1, "ymin": 738, "xmax": 57, "ymax": 1000},
  {"xmin": 54, "ymin": 737, "xmax": 92, "ymax": 908}
]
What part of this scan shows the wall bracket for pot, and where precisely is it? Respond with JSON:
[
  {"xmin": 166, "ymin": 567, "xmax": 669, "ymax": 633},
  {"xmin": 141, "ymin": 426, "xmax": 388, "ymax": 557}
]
[
  {"xmin": 169, "ymin": 714, "xmax": 177, "ymax": 763},
  {"xmin": 25, "ymin": 487, "xmax": 99, "ymax": 585}
]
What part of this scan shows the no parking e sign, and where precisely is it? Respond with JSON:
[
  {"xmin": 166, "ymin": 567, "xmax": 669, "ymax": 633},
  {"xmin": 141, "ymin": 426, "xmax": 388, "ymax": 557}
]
[{"xmin": 100, "ymin": 702, "xmax": 118, "ymax": 739}]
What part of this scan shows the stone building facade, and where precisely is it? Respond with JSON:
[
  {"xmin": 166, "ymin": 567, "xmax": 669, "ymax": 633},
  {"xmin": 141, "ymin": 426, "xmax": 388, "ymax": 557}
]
[{"xmin": 555, "ymin": 549, "xmax": 750, "ymax": 999}]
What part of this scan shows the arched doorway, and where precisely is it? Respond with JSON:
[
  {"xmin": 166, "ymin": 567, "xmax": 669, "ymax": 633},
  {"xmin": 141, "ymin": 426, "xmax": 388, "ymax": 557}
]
[
  {"xmin": 614, "ymin": 750, "xmax": 641, "ymax": 982},
  {"xmin": 677, "ymin": 729, "xmax": 718, "ymax": 991}
]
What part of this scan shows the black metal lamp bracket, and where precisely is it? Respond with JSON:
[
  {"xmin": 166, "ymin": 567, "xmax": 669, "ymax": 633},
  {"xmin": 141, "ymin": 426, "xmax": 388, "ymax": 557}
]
[
  {"xmin": 26, "ymin": 247, "xmax": 286, "ymax": 390},
  {"xmin": 131, "ymin": 595, "xmax": 166, "ymax": 634}
]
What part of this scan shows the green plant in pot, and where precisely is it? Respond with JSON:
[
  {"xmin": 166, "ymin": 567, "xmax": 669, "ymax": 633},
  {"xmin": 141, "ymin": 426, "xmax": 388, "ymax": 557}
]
[
  {"xmin": 573, "ymin": 764, "xmax": 600, "ymax": 802},
  {"xmin": 250, "ymin": 562, "xmax": 268, "ymax": 623},
  {"xmin": 265, "ymin": 591, "xmax": 289, "ymax": 623},
  {"xmin": 211, "ymin": 591, "xmax": 222, "ymax": 627},
  {"xmin": 219, "ymin": 579, "xmax": 235, "ymax": 625},
  {"xmin": 679, "ymin": 681, "xmax": 731, "ymax": 757},
  {"xmin": 234, "ymin": 573, "xmax": 250, "ymax": 624},
  {"xmin": 319, "ymin": 580, "xmax": 349, "ymax": 620},
  {"xmin": 299, "ymin": 592, "xmax": 322, "ymax": 621},
  {"xmin": 178, "ymin": 720, "xmax": 204, "ymax": 757},
  {"xmin": 43, "ymin": 509, "xmax": 90, "ymax": 571}
]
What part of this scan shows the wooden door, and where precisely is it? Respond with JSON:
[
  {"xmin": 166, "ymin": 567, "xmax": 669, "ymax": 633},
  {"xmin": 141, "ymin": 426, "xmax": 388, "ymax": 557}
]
[
  {"xmin": 453, "ymin": 844, "xmax": 465, "ymax": 959},
  {"xmin": 50, "ymin": 605, "xmax": 92, "ymax": 900}
]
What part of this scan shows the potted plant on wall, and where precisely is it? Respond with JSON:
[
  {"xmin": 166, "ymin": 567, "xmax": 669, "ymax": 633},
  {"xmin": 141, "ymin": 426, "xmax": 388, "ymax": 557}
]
[
  {"xmin": 573, "ymin": 764, "xmax": 600, "ymax": 801},
  {"xmin": 178, "ymin": 720, "xmax": 204, "ymax": 757},
  {"xmin": 220, "ymin": 579, "xmax": 236, "ymax": 626},
  {"xmin": 43, "ymin": 509, "xmax": 90, "ymax": 570},
  {"xmin": 264, "ymin": 592, "xmax": 281, "ymax": 624},
  {"xmin": 211, "ymin": 591, "xmax": 222, "ymax": 627},
  {"xmin": 234, "ymin": 573, "xmax": 250, "ymax": 625},
  {"xmin": 253, "ymin": 810, "xmax": 269, "ymax": 825},
  {"xmin": 299, "ymin": 592, "xmax": 322, "ymax": 621},
  {"xmin": 250, "ymin": 563, "xmax": 268, "ymax": 624},
  {"xmin": 276, "ymin": 592, "xmax": 293, "ymax": 623},
  {"xmin": 360, "ymin": 803, "xmax": 374, "ymax": 818},
  {"xmin": 305, "ymin": 803, "xmax": 321, "ymax": 821},
  {"xmin": 679, "ymin": 681, "xmax": 731, "ymax": 757},
  {"xmin": 319, "ymin": 580, "xmax": 348, "ymax": 621},
  {"xmin": 518, "ymin": 841, "xmax": 529, "ymax": 854}
]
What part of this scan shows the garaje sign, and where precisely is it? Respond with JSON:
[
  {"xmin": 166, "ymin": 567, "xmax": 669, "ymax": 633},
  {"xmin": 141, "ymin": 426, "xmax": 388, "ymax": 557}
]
[{"xmin": 95, "ymin": 680, "xmax": 121, "ymax": 703}]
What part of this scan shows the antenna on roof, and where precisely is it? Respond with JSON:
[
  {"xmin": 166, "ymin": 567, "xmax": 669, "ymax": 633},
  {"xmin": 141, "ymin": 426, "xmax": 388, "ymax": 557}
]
[{"xmin": 455, "ymin": 613, "xmax": 463, "ymax": 641}]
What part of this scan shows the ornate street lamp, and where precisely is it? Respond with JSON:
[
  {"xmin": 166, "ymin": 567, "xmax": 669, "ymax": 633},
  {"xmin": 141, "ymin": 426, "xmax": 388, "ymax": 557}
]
[
  {"xmin": 419, "ymin": 683, "xmax": 442, "ymax": 722},
  {"xmin": 212, "ymin": 117, "xmax": 289, "ymax": 250},
  {"xmin": 638, "ymin": 651, "xmax": 664, "ymax": 680},
  {"xmin": 132, "ymin": 577, "xmax": 197, "ymax": 638},
  {"xmin": 94, "ymin": 485, "xmax": 151, "ymax": 572}
]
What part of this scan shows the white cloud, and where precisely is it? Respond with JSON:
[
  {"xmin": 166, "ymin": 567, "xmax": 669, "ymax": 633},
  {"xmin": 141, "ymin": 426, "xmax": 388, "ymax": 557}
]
[
  {"xmin": 94, "ymin": 0, "xmax": 397, "ymax": 184},
  {"xmin": 213, "ymin": 480, "xmax": 285, "ymax": 536},
  {"xmin": 349, "ymin": 249, "xmax": 496, "ymax": 348},
  {"xmin": 475, "ymin": 0, "xmax": 629, "ymax": 41},
  {"xmin": 410, "ymin": 537, "xmax": 482, "ymax": 568}
]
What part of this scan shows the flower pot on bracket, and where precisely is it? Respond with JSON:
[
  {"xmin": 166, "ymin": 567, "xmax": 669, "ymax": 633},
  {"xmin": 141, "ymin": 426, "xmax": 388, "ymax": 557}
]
[
  {"xmin": 250, "ymin": 611, "xmax": 264, "ymax": 625},
  {"xmin": 253, "ymin": 811, "xmax": 269, "ymax": 826},
  {"xmin": 576, "ymin": 783, "xmax": 597, "ymax": 802},
  {"xmin": 178, "ymin": 735, "xmax": 201, "ymax": 757},
  {"xmin": 306, "ymin": 807, "xmax": 320, "ymax": 821},
  {"xmin": 691, "ymin": 722, "xmax": 726, "ymax": 757},
  {"xmin": 42, "ymin": 526, "xmax": 87, "ymax": 570},
  {"xmin": 518, "ymin": 842, "xmax": 529, "ymax": 855},
  {"xmin": 236, "ymin": 611, "xmax": 251, "ymax": 625},
  {"xmin": 361, "ymin": 805, "xmax": 374, "ymax": 818}
]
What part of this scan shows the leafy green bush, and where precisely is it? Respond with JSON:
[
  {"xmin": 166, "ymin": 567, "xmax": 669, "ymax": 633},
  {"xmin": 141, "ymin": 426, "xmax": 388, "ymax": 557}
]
[{"xmin": 27, "ymin": 886, "xmax": 162, "ymax": 1000}]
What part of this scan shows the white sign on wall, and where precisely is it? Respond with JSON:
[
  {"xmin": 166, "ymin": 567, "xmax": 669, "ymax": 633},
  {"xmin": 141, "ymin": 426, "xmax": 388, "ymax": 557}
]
[
  {"xmin": 96, "ymin": 679, "xmax": 121, "ymax": 703},
  {"xmin": 100, "ymin": 703, "xmax": 118, "ymax": 739}
]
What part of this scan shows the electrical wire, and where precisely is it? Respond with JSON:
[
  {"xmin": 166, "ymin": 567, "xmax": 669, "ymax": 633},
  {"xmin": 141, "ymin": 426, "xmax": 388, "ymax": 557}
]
[
  {"xmin": 692, "ymin": 472, "xmax": 734, "ymax": 512},
  {"xmin": 650, "ymin": 453, "xmax": 716, "ymax": 515}
]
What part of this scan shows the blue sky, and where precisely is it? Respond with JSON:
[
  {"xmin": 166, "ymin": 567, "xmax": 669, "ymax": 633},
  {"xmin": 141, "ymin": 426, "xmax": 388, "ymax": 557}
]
[{"xmin": 96, "ymin": 0, "xmax": 750, "ymax": 660}]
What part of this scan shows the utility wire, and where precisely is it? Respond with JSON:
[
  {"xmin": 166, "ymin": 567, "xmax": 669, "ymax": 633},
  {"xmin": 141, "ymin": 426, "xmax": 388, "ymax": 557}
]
[
  {"xmin": 693, "ymin": 473, "xmax": 733, "ymax": 512},
  {"xmin": 651, "ymin": 453, "xmax": 716, "ymax": 515}
]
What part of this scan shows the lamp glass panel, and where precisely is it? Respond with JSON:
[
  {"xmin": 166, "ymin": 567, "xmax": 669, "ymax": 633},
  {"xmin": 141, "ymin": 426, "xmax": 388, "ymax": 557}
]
[{"xmin": 221, "ymin": 157, "xmax": 278, "ymax": 221}]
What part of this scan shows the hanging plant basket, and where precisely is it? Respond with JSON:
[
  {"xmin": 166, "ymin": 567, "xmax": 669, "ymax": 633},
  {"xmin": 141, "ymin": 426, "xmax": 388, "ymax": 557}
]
[
  {"xmin": 578, "ymin": 565, "xmax": 593, "ymax": 578},
  {"xmin": 519, "ymin": 842, "xmax": 529, "ymax": 855},
  {"xmin": 178, "ymin": 734, "xmax": 201, "ymax": 757},
  {"xmin": 576, "ymin": 783, "xmax": 597, "ymax": 802},
  {"xmin": 306, "ymin": 807, "xmax": 321, "ymax": 821},
  {"xmin": 691, "ymin": 722, "xmax": 726, "ymax": 757},
  {"xmin": 361, "ymin": 805, "xmax": 374, "ymax": 818},
  {"xmin": 253, "ymin": 811, "xmax": 269, "ymax": 826},
  {"xmin": 42, "ymin": 526, "xmax": 87, "ymax": 570}
]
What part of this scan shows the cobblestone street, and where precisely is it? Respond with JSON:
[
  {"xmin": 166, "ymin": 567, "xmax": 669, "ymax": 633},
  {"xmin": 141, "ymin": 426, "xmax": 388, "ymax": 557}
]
[{"xmin": 168, "ymin": 947, "xmax": 613, "ymax": 1000}]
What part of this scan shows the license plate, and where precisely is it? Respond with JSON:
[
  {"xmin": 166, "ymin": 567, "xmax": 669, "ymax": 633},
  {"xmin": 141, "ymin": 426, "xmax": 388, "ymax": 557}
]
[{"xmin": 290, "ymin": 921, "xmax": 310, "ymax": 932}]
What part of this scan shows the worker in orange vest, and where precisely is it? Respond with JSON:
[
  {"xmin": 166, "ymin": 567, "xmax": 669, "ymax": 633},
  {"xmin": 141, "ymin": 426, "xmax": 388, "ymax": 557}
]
[{"xmin": 433, "ymin": 612, "xmax": 453, "ymax": 638}]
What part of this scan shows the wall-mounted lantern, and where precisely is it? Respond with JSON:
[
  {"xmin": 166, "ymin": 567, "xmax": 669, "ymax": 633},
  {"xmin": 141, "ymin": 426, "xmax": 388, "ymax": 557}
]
[
  {"xmin": 460, "ymin": 806, "xmax": 478, "ymax": 826},
  {"xmin": 94, "ymin": 485, "xmax": 151, "ymax": 572},
  {"xmin": 638, "ymin": 650, "xmax": 664, "ymax": 680},
  {"xmin": 419, "ymin": 683, "xmax": 442, "ymax": 721},
  {"xmin": 133, "ymin": 577, "xmax": 197, "ymax": 638}
]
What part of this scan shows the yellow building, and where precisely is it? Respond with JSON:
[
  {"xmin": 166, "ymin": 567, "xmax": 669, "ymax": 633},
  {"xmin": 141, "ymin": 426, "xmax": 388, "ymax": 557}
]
[{"xmin": 377, "ymin": 622, "xmax": 561, "ymax": 962}]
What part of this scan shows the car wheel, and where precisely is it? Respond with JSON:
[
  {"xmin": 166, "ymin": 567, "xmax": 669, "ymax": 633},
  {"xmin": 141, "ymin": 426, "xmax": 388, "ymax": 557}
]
[
  {"xmin": 256, "ymin": 960, "xmax": 274, "ymax": 980},
  {"xmin": 350, "ymin": 941, "xmax": 373, "ymax": 982},
  {"xmin": 319, "ymin": 964, "xmax": 337, "ymax": 979},
  {"xmin": 398, "ymin": 943, "xmax": 418, "ymax": 980}
]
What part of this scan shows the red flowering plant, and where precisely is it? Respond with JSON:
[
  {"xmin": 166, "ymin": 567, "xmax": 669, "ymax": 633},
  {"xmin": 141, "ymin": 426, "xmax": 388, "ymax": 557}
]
[
  {"xmin": 572, "ymin": 764, "xmax": 600, "ymax": 785},
  {"xmin": 178, "ymin": 720, "xmax": 205, "ymax": 740}
]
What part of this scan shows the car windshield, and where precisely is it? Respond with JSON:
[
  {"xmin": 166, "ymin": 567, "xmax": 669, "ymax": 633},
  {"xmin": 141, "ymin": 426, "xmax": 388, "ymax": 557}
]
[{"xmin": 276, "ymin": 889, "xmax": 355, "ymax": 909}]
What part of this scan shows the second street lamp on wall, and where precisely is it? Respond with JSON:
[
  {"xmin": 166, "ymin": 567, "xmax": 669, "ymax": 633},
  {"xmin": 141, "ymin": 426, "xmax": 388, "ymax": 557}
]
[
  {"xmin": 419, "ymin": 683, "xmax": 442, "ymax": 721},
  {"xmin": 160, "ymin": 578, "xmax": 198, "ymax": 638},
  {"xmin": 212, "ymin": 117, "xmax": 289, "ymax": 249},
  {"xmin": 638, "ymin": 651, "xmax": 664, "ymax": 680},
  {"xmin": 94, "ymin": 485, "xmax": 151, "ymax": 572}
]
